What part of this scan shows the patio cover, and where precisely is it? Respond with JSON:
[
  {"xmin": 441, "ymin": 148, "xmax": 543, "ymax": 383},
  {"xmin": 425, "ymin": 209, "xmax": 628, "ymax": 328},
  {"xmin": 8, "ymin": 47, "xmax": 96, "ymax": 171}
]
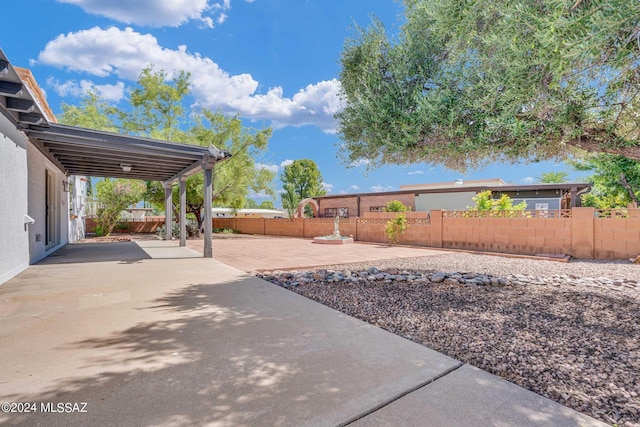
[{"xmin": 0, "ymin": 49, "xmax": 229, "ymax": 257}]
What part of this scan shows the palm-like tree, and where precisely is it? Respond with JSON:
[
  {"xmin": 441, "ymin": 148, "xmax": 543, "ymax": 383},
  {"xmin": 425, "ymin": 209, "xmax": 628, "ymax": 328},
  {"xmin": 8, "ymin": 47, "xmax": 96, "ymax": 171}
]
[{"xmin": 537, "ymin": 172, "xmax": 569, "ymax": 183}]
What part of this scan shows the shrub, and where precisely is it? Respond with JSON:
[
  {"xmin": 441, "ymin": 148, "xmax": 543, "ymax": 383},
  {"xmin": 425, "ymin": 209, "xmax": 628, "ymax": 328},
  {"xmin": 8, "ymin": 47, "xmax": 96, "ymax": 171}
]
[
  {"xmin": 384, "ymin": 200, "xmax": 409, "ymax": 212},
  {"xmin": 385, "ymin": 213, "xmax": 408, "ymax": 245},
  {"xmin": 95, "ymin": 178, "xmax": 146, "ymax": 236},
  {"xmin": 468, "ymin": 191, "xmax": 527, "ymax": 217}
]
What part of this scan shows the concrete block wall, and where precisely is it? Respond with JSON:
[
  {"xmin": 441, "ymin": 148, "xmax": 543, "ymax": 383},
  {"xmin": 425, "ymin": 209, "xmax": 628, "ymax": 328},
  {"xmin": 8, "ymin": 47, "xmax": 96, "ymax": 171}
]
[
  {"xmin": 210, "ymin": 208, "xmax": 639, "ymax": 260},
  {"xmin": 442, "ymin": 217, "xmax": 572, "ymax": 255},
  {"xmin": 264, "ymin": 219, "xmax": 304, "ymax": 237},
  {"xmin": 302, "ymin": 218, "xmax": 357, "ymax": 239},
  {"xmin": 594, "ymin": 211, "xmax": 640, "ymax": 259}
]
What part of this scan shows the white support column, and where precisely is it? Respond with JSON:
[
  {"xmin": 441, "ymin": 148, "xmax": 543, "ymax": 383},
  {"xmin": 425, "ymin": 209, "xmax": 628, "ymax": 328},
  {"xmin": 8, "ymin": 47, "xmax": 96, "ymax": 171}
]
[
  {"xmin": 179, "ymin": 177, "xmax": 187, "ymax": 247},
  {"xmin": 203, "ymin": 167, "xmax": 213, "ymax": 258},
  {"xmin": 164, "ymin": 184, "xmax": 173, "ymax": 241}
]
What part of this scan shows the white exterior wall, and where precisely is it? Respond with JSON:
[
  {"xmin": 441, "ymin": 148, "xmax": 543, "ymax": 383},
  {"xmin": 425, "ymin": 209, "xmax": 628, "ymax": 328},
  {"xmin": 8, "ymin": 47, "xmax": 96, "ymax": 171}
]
[
  {"xmin": 0, "ymin": 114, "xmax": 30, "ymax": 285},
  {"xmin": 27, "ymin": 143, "xmax": 69, "ymax": 264}
]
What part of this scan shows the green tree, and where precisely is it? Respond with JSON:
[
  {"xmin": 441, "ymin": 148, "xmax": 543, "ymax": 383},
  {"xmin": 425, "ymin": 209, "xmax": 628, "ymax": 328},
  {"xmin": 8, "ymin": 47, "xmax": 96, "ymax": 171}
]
[
  {"xmin": 537, "ymin": 172, "xmax": 569, "ymax": 183},
  {"xmin": 259, "ymin": 200, "xmax": 275, "ymax": 210},
  {"xmin": 281, "ymin": 183, "xmax": 300, "ymax": 219},
  {"xmin": 62, "ymin": 69, "xmax": 275, "ymax": 236},
  {"xmin": 145, "ymin": 110, "xmax": 275, "ymax": 234},
  {"xmin": 337, "ymin": 0, "xmax": 640, "ymax": 171},
  {"xmin": 244, "ymin": 198, "xmax": 259, "ymax": 209},
  {"xmin": 573, "ymin": 154, "xmax": 640, "ymax": 207},
  {"xmin": 280, "ymin": 159, "xmax": 326, "ymax": 216},
  {"xmin": 59, "ymin": 92, "xmax": 117, "ymax": 197},
  {"xmin": 94, "ymin": 178, "xmax": 146, "ymax": 236},
  {"xmin": 384, "ymin": 200, "xmax": 409, "ymax": 212},
  {"xmin": 59, "ymin": 92, "xmax": 117, "ymax": 132},
  {"xmin": 120, "ymin": 67, "xmax": 190, "ymax": 142}
]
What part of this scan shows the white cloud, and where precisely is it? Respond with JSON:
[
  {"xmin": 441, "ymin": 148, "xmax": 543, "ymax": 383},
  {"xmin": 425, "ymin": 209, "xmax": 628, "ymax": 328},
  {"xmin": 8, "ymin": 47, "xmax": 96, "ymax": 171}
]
[
  {"xmin": 370, "ymin": 185, "xmax": 395, "ymax": 193},
  {"xmin": 56, "ymin": 0, "xmax": 230, "ymax": 29},
  {"xmin": 37, "ymin": 27, "xmax": 340, "ymax": 132},
  {"xmin": 321, "ymin": 182, "xmax": 333, "ymax": 193},
  {"xmin": 408, "ymin": 170, "xmax": 424, "ymax": 175},
  {"xmin": 523, "ymin": 176, "xmax": 535, "ymax": 184},
  {"xmin": 349, "ymin": 185, "xmax": 360, "ymax": 191},
  {"xmin": 47, "ymin": 77, "xmax": 125, "ymax": 102},
  {"xmin": 350, "ymin": 158, "xmax": 370, "ymax": 167},
  {"xmin": 255, "ymin": 163, "xmax": 279, "ymax": 173},
  {"xmin": 255, "ymin": 159, "xmax": 297, "ymax": 174}
]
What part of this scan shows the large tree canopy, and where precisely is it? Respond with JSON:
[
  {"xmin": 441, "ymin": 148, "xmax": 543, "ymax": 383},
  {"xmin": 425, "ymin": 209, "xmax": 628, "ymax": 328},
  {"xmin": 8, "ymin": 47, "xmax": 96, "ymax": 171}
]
[
  {"xmin": 60, "ymin": 69, "xmax": 274, "ymax": 235},
  {"xmin": 337, "ymin": 0, "xmax": 640, "ymax": 171}
]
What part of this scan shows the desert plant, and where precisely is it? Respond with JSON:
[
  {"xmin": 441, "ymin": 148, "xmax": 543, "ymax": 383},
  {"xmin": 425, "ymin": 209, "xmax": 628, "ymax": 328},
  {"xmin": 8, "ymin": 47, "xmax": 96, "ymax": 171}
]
[
  {"xmin": 385, "ymin": 213, "xmax": 408, "ymax": 245},
  {"xmin": 95, "ymin": 178, "xmax": 146, "ymax": 236},
  {"xmin": 469, "ymin": 191, "xmax": 527, "ymax": 217},
  {"xmin": 384, "ymin": 200, "xmax": 409, "ymax": 212}
]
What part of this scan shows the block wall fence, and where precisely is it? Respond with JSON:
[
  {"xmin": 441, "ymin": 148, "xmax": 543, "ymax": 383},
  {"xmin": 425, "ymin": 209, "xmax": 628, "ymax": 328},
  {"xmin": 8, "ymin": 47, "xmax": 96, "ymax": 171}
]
[
  {"xmin": 213, "ymin": 208, "xmax": 640, "ymax": 260},
  {"xmin": 86, "ymin": 217, "xmax": 165, "ymax": 234}
]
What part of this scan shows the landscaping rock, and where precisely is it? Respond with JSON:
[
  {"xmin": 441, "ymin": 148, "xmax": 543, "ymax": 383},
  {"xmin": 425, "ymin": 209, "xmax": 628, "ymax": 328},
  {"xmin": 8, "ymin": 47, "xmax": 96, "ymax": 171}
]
[{"xmin": 430, "ymin": 272, "xmax": 446, "ymax": 283}]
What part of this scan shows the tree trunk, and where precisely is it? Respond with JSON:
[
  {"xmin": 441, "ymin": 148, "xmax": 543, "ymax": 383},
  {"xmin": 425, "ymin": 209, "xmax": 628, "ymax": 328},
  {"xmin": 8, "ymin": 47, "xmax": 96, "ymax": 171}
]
[{"xmin": 619, "ymin": 173, "xmax": 640, "ymax": 206}]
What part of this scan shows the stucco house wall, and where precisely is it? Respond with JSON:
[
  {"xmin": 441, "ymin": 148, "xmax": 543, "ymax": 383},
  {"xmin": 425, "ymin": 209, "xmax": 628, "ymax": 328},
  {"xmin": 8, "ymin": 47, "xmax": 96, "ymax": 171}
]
[
  {"xmin": 0, "ymin": 113, "xmax": 30, "ymax": 284},
  {"xmin": 27, "ymin": 143, "xmax": 69, "ymax": 264}
]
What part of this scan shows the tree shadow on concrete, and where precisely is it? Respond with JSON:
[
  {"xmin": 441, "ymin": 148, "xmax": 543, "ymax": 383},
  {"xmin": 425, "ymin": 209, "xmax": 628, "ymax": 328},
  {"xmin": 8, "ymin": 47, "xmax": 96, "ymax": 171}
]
[{"xmin": 1, "ymin": 275, "xmax": 448, "ymax": 427}]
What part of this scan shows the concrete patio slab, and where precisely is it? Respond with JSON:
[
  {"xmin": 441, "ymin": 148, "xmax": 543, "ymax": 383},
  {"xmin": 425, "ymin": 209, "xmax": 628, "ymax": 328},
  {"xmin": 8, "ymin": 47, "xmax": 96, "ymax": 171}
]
[
  {"xmin": 350, "ymin": 364, "xmax": 607, "ymax": 427},
  {"xmin": 188, "ymin": 236, "xmax": 446, "ymax": 272},
  {"xmin": 135, "ymin": 240, "xmax": 203, "ymax": 259},
  {"xmin": 0, "ymin": 240, "xmax": 607, "ymax": 426},
  {"xmin": 0, "ymin": 242, "xmax": 460, "ymax": 426}
]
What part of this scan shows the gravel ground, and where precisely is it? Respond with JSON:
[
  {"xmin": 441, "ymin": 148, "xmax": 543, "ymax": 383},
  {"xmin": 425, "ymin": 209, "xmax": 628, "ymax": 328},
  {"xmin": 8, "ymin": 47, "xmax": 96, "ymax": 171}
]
[{"xmin": 259, "ymin": 253, "xmax": 640, "ymax": 427}]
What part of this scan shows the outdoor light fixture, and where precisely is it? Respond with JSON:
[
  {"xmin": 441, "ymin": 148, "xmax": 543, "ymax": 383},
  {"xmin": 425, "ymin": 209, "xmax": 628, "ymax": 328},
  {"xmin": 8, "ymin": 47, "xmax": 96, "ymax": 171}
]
[
  {"xmin": 120, "ymin": 164, "xmax": 132, "ymax": 173},
  {"xmin": 62, "ymin": 180, "xmax": 70, "ymax": 192}
]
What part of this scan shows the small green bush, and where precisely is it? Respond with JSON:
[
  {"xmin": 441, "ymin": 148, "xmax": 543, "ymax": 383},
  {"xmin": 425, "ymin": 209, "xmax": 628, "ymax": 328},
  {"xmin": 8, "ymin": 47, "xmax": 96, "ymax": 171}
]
[
  {"xmin": 384, "ymin": 200, "xmax": 409, "ymax": 212},
  {"xmin": 213, "ymin": 228, "xmax": 236, "ymax": 234},
  {"xmin": 94, "ymin": 225, "xmax": 106, "ymax": 237},
  {"xmin": 385, "ymin": 213, "xmax": 408, "ymax": 245}
]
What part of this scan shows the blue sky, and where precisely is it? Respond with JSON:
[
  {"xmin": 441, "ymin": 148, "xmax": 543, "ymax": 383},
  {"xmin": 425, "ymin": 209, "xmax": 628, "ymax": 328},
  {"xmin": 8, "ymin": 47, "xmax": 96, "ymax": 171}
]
[{"xmin": 2, "ymin": 0, "xmax": 584, "ymax": 204}]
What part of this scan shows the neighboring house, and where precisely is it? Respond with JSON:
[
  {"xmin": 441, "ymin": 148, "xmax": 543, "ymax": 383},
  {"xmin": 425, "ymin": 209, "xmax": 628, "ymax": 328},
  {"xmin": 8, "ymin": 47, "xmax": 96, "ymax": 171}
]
[
  {"xmin": 212, "ymin": 208, "xmax": 287, "ymax": 218},
  {"xmin": 314, "ymin": 179, "xmax": 591, "ymax": 218}
]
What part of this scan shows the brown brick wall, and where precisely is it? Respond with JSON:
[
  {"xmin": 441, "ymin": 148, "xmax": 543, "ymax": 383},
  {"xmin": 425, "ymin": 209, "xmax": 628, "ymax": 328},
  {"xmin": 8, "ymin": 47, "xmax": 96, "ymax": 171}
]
[
  {"xmin": 318, "ymin": 193, "xmax": 416, "ymax": 217},
  {"xmin": 318, "ymin": 197, "xmax": 359, "ymax": 217}
]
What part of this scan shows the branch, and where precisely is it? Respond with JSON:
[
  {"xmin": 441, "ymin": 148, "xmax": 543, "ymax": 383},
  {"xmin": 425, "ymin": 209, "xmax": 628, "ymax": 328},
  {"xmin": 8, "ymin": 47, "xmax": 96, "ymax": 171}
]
[
  {"xmin": 619, "ymin": 173, "xmax": 640, "ymax": 205},
  {"xmin": 569, "ymin": 135, "xmax": 640, "ymax": 162},
  {"xmin": 212, "ymin": 182, "xmax": 234, "ymax": 201}
]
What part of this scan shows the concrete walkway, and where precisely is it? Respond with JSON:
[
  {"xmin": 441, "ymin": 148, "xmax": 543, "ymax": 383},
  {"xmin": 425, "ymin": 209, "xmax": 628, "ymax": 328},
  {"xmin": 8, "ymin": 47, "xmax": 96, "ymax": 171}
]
[{"xmin": 0, "ymin": 240, "xmax": 606, "ymax": 426}]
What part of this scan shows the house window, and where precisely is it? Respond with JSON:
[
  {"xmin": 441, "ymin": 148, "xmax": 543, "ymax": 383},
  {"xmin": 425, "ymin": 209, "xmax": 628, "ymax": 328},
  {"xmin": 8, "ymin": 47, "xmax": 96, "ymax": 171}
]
[
  {"xmin": 324, "ymin": 207, "xmax": 349, "ymax": 218},
  {"xmin": 369, "ymin": 206, "xmax": 385, "ymax": 212}
]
